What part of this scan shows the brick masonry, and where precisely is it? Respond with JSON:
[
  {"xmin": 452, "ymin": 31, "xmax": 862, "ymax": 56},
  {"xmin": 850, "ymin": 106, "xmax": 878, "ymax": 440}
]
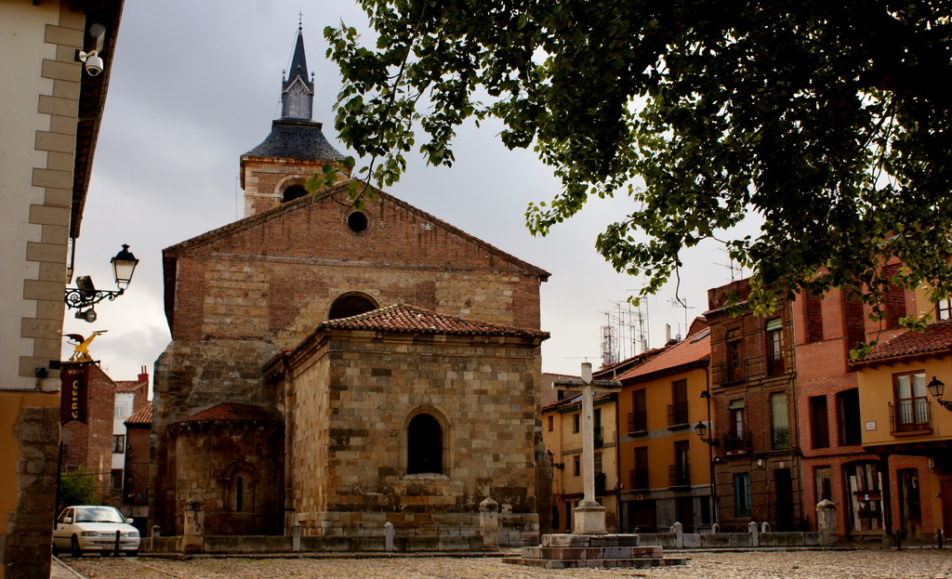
[{"xmin": 152, "ymin": 166, "xmax": 549, "ymax": 543}]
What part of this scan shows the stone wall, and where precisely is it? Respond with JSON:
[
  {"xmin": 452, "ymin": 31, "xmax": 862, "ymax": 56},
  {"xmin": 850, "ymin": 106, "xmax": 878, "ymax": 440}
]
[
  {"xmin": 170, "ymin": 420, "xmax": 283, "ymax": 535},
  {"xmin": 284, "ymin": 332, "xmax": 542, "ymax": 543}
]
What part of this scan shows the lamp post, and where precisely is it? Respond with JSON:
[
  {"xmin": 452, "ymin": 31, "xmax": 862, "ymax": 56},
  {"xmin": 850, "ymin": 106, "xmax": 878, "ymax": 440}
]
[
  {"xmin": 696, "ymin": 389, "xmax": 720, "ymax": 527},
  {"xmin": 927, "ymin": 376, "xmax": 952, "ymax": 411},
  {"xmin": 64, "ymin": 244, "xmax": 139, "ymax": 322}
]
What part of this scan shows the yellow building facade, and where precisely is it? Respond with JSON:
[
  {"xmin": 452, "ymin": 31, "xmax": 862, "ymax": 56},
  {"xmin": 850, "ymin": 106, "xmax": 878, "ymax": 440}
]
[
  {"xmin": 613, "ymin": 326, "xmax": 713, "ymax": 532},
  {"xmin": 542, "ymin": 391, "xmax": 620, "ymax": 532},
  {"xmin": 853, "ymin": 320, "xmax": 952, "ymax": 540}
]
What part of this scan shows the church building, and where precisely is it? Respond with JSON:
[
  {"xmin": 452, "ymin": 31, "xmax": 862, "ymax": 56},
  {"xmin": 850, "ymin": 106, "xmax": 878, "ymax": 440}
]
[{"xmin": 151, "ymin": 26, "xmax": 550, "ymax": 549}]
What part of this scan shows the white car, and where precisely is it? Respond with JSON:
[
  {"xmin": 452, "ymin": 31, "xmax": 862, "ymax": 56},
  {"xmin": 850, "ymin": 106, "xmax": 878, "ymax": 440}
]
[{"xmin": 52, "ymin": 505, "xmax": 140, "ymax": 557}]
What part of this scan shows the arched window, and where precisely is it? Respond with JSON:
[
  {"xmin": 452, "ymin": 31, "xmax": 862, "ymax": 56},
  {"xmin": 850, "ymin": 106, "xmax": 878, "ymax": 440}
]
[
  {"xmin": 282, "ymin": 184, "xmax": 308, "ymax": 203},
  {"xmin": 328, "ymin": 293, "xmax": 377, "ymax": 320},
  {"xmin": 407, "ymin": 413, "xmax": 443, "ymax": 474},
  {"xmin": 235, "ymin": 476, "xmax": 245, "ymax": 512}
]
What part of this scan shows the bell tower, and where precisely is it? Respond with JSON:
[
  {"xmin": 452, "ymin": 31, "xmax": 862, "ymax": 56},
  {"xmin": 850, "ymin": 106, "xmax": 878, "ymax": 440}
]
[{"xmin": 239, "ymin": 23, "xmax": 350, "ymax": 217}]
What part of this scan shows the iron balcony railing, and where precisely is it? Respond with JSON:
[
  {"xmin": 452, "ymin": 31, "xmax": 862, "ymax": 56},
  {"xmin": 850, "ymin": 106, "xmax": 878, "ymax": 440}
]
[
  {"xmin": 627, "ymin": 409, "xmax": 648, "ymax": 433},
  {"xmin": 629, "ymin": 468, "xmax": 649, "ymax": 490},
  {"xmin": 890, "ymin": 398, "xmax": 932, "ymax": 434},
  {"xmin": 668, "ymin": 463, "xmax": 691, "ymax": 488},
  {"xmin": 667, "ymin": 402, "xmax": 689, "ymax": 428},
  {"xmin": 722, "ymin": 430, "xmax": 753, "ymax": 454}
]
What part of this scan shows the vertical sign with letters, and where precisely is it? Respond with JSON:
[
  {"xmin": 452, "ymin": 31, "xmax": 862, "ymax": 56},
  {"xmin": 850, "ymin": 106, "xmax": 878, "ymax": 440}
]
[{"xmin": 60, "ymin": 363, "xmax": 89, "ymax": 424}]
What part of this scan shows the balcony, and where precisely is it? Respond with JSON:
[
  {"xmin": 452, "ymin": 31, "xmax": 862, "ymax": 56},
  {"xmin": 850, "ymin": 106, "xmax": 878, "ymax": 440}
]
[
  {"xmin": 594, "ymin": 426, "xmax": 604, "ymax": 448},
  {"xmin": 890, "ymin": 398, "xmax": 933, "ymax": 435},
  {"xmin": 771, "ymin": 426, "xmax": 790, "ymax": 450},
  {"xmin": 668, "ymin": 464, "xmax": 691, "ymax": 488},
  {"xmin": 666, "ymin": 402, "xmax": 689, "ymax": 429},
  {"xmin": 627, "ymin": 410, "xmax": 648, "ymax": 434},
  {"xmin": 722, "ymin": 430, "xmax": 752, "ymax": 455},
  {"xmin": 629, "ymin": 468, "xmax": 649, "ymax": 491}
]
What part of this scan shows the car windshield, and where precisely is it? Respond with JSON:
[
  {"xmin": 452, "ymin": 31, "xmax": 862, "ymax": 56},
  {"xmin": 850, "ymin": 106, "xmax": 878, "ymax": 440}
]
[{"xmin": 74, "ymin": 507, "xmax": 124, "ymax": 523}]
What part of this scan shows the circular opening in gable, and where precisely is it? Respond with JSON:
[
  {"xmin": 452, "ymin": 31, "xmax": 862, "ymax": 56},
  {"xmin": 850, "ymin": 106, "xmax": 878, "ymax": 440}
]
[{"xmin": 347, "ymin": 211, "xmax": 369, "ymax": 233}]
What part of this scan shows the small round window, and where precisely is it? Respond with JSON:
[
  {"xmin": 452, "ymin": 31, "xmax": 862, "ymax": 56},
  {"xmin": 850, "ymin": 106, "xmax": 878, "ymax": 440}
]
[{"xmin": 347, "ymin": 211, "xmax": 369, "ymax": 233}]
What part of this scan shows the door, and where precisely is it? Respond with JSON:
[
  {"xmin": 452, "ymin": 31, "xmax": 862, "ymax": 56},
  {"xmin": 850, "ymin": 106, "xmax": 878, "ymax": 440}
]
[
  {"xmin": 898, "ymin": 469, "xmax": 921, "ymax": 539},
  {"xmin": 774, "ymin": 468, "xmax": 794, "ymax": 531}
]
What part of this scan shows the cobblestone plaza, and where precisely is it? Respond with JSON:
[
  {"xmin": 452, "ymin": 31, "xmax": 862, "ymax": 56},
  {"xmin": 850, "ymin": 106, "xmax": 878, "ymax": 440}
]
[{"xmin": 58, "ymin": 550, "xmax": 952, "ymax": 579}]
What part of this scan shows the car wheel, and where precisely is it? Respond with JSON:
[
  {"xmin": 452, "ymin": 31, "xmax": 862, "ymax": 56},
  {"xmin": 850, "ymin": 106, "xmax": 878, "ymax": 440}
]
[
  {"xmin": 51, "ymin": 544, "xmax": 60, "ymax": 556},
  {"xmin": 127, "ymin": 550, "xmax": 138, "ymax": 557},
  {"xmin": 70, "ymin": 535, "xmax": 81, "ymax": 558}
]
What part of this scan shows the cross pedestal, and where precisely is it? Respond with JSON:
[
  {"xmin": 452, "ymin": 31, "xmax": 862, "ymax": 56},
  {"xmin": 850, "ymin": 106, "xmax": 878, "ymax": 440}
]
[{"xmin": 553, "ymin": 362, "xmax": 621, "ymax": 535}]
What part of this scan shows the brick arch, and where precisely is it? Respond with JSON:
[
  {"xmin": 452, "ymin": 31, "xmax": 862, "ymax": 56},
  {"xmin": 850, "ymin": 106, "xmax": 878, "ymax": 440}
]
[{"xmin": 328, "ymin": 292, "xmax": 378, "ymax": 320}]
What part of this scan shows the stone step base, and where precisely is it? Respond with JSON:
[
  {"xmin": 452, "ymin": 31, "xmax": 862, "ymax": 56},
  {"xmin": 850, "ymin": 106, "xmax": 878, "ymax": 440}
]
[
  {"xmin": 504, "ymin": 556, "xmax": 688, "ymax": 569},
  {"xmin": 521, "ymin": 545, "xmax": 663, "ymax": 560}
]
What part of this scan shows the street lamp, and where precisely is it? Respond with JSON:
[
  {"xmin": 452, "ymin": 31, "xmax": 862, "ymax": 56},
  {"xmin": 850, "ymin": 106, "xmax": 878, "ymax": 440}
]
[
  {"xmin": 64, "ymin": 244, "xmax": 139, "ymax": 322},
  {"xmin": 694, "ymin": 421, "xmax": 719, "ymax": 446},
  {"xmin": 927, "ymin": 376, "xmax": 952, "ymax": 411}
]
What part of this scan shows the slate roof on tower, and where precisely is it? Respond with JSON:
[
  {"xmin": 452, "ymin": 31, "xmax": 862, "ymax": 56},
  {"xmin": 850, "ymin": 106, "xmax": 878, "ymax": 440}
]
[{"xmin": 242, "ymin": 25, "xmax": 343, "ymax": 163}]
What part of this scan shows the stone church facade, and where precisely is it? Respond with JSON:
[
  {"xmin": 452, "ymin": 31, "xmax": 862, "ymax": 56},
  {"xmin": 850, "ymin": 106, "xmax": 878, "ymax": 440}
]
[{"xmin": 151, "ymin": 27, "xmax": 549, "ymax": 547}]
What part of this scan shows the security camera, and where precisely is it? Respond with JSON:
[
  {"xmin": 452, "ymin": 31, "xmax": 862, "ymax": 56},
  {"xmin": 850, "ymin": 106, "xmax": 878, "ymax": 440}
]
[{"xmin": 77, "ymin": 50, "xmax": 103, "ymax": 77}]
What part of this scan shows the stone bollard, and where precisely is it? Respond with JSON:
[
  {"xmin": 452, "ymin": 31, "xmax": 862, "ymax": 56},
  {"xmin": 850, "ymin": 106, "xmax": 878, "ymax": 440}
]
[
  {"xmin": 671, "ymin": 521, "xmax": 683, "ymax": 549},
  {"xmin": 385, "ymin": 521, "xmax": 395, "ymax": 552},
  {"xmin": 711, "ymin": 523, "xmax": 719, "ymax": 534},
  {"xmin": 480, "ymin": 497, "xmax": 500, "ymax": 551},
  {"xmin": 816, "ymin": 499, "xmax": 837, "ymax": 546},
  {"xmin": 748, "ymin": 521, "xmax": 759, "ymax": 547},
  {"xmin": 292, "ymin": 523, "xmax": 302, "ymax": 552},
  {"xmin": 760, "ymin": 522, "xmax": 771, "ymax": 534},
  {"xmin": 937, "ymin": 528, "xmax": 944, "ymax": 549}
]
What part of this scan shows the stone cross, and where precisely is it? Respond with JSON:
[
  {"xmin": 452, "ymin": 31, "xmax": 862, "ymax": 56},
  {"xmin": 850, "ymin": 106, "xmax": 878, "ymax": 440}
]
[{"xmin": 553, "ymin": 362, "xmax": 621, "ymax": 534}]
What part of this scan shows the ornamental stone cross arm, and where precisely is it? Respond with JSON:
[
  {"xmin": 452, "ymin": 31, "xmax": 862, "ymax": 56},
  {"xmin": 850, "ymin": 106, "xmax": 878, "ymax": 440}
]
[{"xmin": 552, "ymin": 362, "xmax": 621, "ymax": 534}]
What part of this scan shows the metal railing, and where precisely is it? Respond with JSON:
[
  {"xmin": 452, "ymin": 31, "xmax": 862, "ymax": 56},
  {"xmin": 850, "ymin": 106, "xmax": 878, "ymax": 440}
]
[
  {"xmin": 667, "ymin": 402, "xmax": 689, "ymax": 427},
  {"xmin": 890, "ymin": 398, "xmax": 932, "ymax": 433},
  {"xmin": 668, "ymin": 464, "xmax": 691, "ymax": 487},
  {"xmin": 629, "ymin": 468, "xmax": 649, "ymax": 490},
  {"xmin": 627, "ymin": 410, "xmax": 648, "ymax": 433}
]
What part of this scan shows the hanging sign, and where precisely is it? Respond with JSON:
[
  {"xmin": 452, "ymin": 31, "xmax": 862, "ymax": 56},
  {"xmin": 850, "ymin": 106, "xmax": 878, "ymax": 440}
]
[{"xmin": 60, "ymin": 363, "xmax": 89, "ymax": 424}]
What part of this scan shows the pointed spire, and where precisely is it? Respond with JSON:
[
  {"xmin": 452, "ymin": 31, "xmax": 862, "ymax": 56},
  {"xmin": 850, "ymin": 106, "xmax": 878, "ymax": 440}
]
[{"xmin": 281, "ymin": 22, "xmax": 314, "ymax": 120}]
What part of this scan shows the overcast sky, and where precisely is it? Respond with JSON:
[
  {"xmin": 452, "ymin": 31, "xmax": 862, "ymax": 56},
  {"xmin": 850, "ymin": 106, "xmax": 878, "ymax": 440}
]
[{"xmin": 63, "ymin": 0, "xmax": 749, "ymax": 384}]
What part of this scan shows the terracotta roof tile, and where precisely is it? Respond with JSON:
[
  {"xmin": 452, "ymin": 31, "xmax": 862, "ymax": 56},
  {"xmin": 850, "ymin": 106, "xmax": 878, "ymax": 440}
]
[
  {"xmin": 179, "ymin": 403, "xmax": 280, "ymax": 423},
  {"xmin": 320, "ymin": 304, "xmax": 549, "ymax": 339},
  {"xmin": 542, "ymin": 391, "xmax": 614, "ymax": 412},
  {"xmin": 614, "ymin": 328, "xmax": 710, "ymax": 383},
  {"xmin": 125, "ymin": 405, "xmax": 152, "ymax": 425},
  {"xmin": 854, "ymin": 320, "xmax": 952, "ymax": 364}
]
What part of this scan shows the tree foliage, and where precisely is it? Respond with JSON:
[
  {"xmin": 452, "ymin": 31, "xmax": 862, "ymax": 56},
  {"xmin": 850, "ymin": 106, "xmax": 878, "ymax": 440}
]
[
  {"xmin": 59, "ymin": 468, "xmax": 99, "ymax": 508},
  {"xmin": 325, "ymin": 1, "xmax": 952, "ymax": 315}
]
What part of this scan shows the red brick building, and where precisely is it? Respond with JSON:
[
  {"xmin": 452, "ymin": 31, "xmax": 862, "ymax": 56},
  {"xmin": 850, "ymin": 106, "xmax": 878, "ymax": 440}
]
[
  {"xmin": 792, "ymin": 284, "xmax": 907, "ymax": 538},
  {"xmin": 123, "ymin": 403, "xmax": 152, "ymax": 531},
  {"xmin": 705, "ymin": 279, "xmax": 804, "ymax": 531},
  {"xmin": 60, "ymin": 363, "xmax": 119, "ymax": 502},
  {"xmin": 150, "ymin": 28, "xmax": 549, "ymax": 545}
]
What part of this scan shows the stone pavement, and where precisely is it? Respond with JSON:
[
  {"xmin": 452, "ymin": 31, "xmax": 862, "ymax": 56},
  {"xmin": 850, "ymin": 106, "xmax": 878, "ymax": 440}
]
[{"xmin": 53, "ymin": 549, "xmax": 952, "ymax": 578}]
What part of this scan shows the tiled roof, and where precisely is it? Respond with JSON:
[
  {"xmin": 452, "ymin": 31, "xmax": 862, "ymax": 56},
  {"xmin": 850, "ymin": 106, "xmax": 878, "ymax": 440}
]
[
  {"xmin": 853, "ymin": 320, "xmax": 952, "ymax": 365},
  {"xmin": 125, "ymin": 405, "xmax": 152, "ymax": 425},
  {"xmin": 542, "ymin": 391, "xmax": 614, "ymax": 412},
  {"xmin": 614, "ymin": 328, "xmax": 710, "ymax": 383},
  {"xmin": 179, "ymin": 403, "xmax": 280, "ymax": 423},
  {"xmin": 319, "ymin": 304, "xmax": 550, "ymax": 339}
]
